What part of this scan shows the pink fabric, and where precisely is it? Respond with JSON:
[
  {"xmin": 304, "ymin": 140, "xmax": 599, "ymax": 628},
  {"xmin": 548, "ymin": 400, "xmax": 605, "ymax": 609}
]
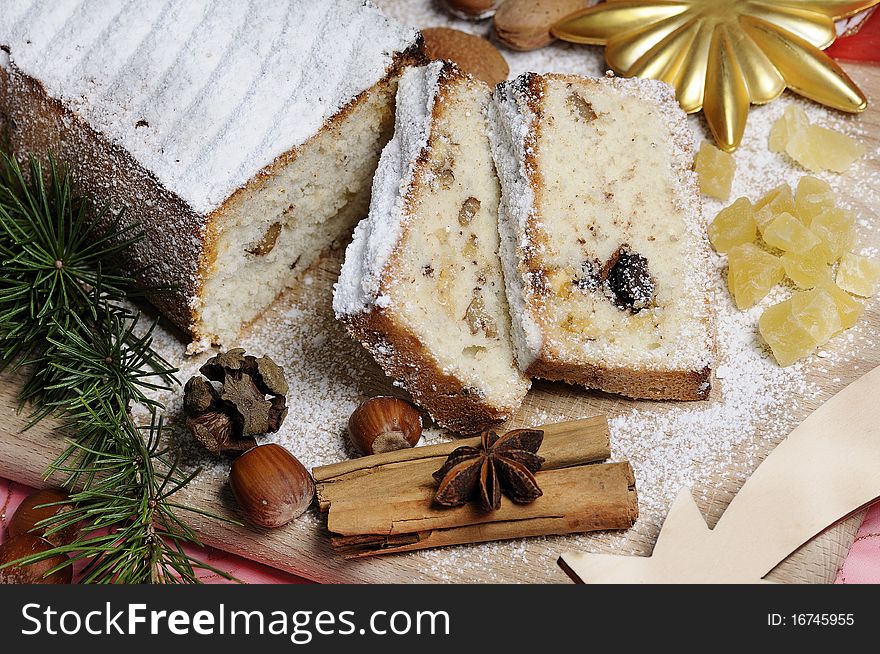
[
  {"xmin": 5, "ymin": 474, "xmax": 878, "ymax": 583},
  {"xmin": 0, "ymin": 479, "xmax": 311, "ymax": 584},
  {"xmin": 835, "ymin": 502, "xmax": 880, "ymax": 584}
]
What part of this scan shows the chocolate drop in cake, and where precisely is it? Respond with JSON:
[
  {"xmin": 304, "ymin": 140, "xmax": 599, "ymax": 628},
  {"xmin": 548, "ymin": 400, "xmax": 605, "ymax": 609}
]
[
  {"xmin": 0, "ymin": 0, "xmax": 422, "ymax": 346},
  {"xmin": 334, "ymin": 61, "xmax": 530, "ymax": 433},
  {"xmin": 488, "ymin": 72, "xmax": 715, "ymax": 401}
]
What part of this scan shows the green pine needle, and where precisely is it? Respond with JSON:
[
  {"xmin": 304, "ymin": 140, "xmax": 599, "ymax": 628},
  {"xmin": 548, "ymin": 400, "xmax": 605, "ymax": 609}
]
[{"xmin": 0, "ymin": 152, "xmax": 236, "ymax": 584}]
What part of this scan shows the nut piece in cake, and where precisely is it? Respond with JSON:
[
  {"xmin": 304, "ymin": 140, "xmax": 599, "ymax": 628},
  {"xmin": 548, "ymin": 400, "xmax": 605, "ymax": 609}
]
[
  {"xmin": 489, "ymin": 72, "xmax": 714, "ymax": 401},
  {"xmin": 334, "ymin": 62, "xmax": 530, "ymax": 434}
]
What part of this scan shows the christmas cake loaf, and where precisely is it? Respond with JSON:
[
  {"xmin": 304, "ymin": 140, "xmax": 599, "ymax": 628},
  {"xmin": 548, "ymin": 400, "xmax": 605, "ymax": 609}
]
[
  {"xmin": 0, "ymin": 0, "xmax": 423, "ymax": 346},
  {"xmin": 488, "ymin": 72, "xmax": 715, "ymax": 400},
  {"xmin": 334, "ymin": 61, "xmax": 530, "ymax": 433}
]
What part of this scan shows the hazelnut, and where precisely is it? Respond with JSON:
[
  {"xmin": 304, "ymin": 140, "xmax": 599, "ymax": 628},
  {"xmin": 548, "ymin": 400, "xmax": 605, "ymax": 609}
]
[
  {"xmin": 348, "ymin": 396, "xmax": 422, "ymax": 455},
  {"xmin": 0, "ymin": 534, "xmax": 72, "ymax": 584},
  {"xmin": 8, "ymin": 488, "xmax": 79, "ymax": 547},
  {"xmin": 229, "ymin": 444, "xmax": 314, "ymax": 528}
]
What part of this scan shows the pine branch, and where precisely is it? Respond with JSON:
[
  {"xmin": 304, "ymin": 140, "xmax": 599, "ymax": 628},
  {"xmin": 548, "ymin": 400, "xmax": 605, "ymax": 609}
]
[{"xmin": 0, "ymin": 152, "xmax": 236, "ymax": 584}]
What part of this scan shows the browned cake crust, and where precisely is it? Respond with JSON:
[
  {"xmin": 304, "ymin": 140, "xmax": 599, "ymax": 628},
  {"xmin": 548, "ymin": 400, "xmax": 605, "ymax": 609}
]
[
  {"xmin": 0, "ymin": 43, "xmax": 425, "ymax": 340},
  {"xmin": 527, "ymin": 358, "xmax": 712, "ymax": 402},
  {"xmin": 340, "ymin": 310, "xmax": 517, "ymax": 435}
]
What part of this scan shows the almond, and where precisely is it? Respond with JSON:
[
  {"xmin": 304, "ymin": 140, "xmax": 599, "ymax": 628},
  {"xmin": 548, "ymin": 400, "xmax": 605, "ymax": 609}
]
[
  {"xmin": 444, "ymin": 0, "xmax": 501, "ymax": 20},
  {"xmin": 421, "ymin": 27, "xmax": 509, "ymax": 88},
  {"xmin": 494, "ymin": 0, "xmax": 588, "ymax": 51}
]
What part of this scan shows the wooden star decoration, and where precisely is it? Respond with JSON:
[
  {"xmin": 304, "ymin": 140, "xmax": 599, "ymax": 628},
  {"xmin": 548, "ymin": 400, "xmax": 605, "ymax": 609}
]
[
  {"xmin": 559, "ymin": 365, "xmax": 880, "ymax": 583},
  {"xmin": 552, "ymin": 0, "xmax": 880, "ymax": 151}
]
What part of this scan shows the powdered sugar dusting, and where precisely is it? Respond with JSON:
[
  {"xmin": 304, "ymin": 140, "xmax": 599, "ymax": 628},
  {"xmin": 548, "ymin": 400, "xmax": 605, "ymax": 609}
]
[
  {"xmin": 600, "ymin": 91, "xmax": 880, "ymax": 534},
  {"xmin": 608, "ymin": 286, "xmax": 814, "ymax": 526},
  {"xmin": 333, "ymin": 62, "xmax": 444, "ymax": 316},
  {"xmin": 1, "ymin": 0, "xmax": 418, "ymax": 215},
  {"xmin": 136, "ymin": 3, "xmax": 877, "ymax": 581},
  {"xmin": 487, "ymin": 74, "xmax": 543, "ymax": 367}
]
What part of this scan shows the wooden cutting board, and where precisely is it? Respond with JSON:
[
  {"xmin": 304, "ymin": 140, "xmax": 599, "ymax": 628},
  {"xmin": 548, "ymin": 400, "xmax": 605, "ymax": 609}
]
[{"xmin": 1, "ymin": 63, "xmax": 878, "ymax": 584}]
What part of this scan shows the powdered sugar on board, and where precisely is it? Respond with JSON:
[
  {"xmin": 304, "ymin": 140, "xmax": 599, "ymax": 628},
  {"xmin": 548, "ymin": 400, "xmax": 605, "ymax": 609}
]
[{"xmin": 138, "ymin": 3, "xmax": 877, "ymax": 581}]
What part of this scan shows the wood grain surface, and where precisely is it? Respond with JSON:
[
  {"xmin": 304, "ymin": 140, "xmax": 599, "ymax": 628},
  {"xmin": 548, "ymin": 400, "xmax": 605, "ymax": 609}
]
[{"xmin": 0, "ymin": 64, "xmax": 877, "ymax": 584}]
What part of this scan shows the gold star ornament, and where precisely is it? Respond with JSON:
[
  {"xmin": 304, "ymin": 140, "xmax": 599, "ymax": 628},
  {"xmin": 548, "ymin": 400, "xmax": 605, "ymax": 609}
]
[{"xmin": 552, "ymin": 0, "xmax": 880, "ymax": 151}]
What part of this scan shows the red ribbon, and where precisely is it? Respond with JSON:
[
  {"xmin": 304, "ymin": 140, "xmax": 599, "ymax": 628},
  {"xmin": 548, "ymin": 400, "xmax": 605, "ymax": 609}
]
[{"xmin": 827, "ymin": 9, "xmax": 880, "ymax": 63}]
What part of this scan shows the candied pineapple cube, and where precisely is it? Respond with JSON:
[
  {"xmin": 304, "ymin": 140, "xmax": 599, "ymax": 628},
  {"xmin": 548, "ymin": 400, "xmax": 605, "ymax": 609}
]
[
  {"xmin": 809, "ymin": 207, "xmax": 855, "ymax": 261},
  {"xmin": 708, "ymin": 197, "xmax": 756, "ymax": 253},
  {"xmin": 836, "ymin": 252, "xmax": 880, "ymax": 297},
  {"xmin": 769, "ymin": 105, "xmax": 810, "ymax": 153},
  {"xmin": 753, "ymin": 184, "xmax": 797, "ymax": 234},
  {"xmin": 822, "ymin": 282, "xmax": 864, "ymax": 329},
  {"xmin": 782, "ymin": 248, "xmax": 832, "ymax": 289},
  {"xmin": 786, "ymin": 124, "xmax": 865, "ymax": 173},
  {"xmin": 727, "ymin": 243, "xmax": 784, "ymax": 309},
  {"xmin": 759, "ymin": 299, "xmax": 816, "ymax": 366},
  {"xmin": 794, "ymin": 176, "xmax": 835, "ymax": 224},
  {"xmin": 790, "ymin": 288, "xmax": 843, "ymax": 346},
  {"xmin": 762, "ymin": 212, "xmax": 821, "ymax": 253},
  {"xmin": 695, "ymin": 141, "xmax": 735, "ymax": 200}
]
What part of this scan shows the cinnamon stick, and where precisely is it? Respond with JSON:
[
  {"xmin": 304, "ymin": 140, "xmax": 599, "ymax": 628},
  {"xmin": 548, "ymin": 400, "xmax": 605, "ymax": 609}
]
[
  {"xmin": 313, "ymin": 416, "xmax": 638, "ymax": 558},
  {"xmin": 332, "ymin": 462, "xmax": 637, "ymax": 557},
  {"xmin": 314, "ymin": 415, "xmax": 611, "ymax": 511}
]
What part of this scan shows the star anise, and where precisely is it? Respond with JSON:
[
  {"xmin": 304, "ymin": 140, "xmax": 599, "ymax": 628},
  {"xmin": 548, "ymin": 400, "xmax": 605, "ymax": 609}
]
[{"xmin": 433, "ymin": 429, "xmax": 545, "ymax": 512}]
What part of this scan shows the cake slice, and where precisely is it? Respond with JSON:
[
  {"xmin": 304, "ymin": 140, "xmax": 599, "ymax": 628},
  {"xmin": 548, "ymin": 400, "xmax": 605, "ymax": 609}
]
[
  {"xmin": 488, "ymin": 73, "xmax": 715, "ymax": 400},
  {"xmin": 334, "ymin": 61, "xmax": 530, "ymax": 433},
  {"xmin": 0, "ymin": 0, "xmax": 422, "ymax": 347}
]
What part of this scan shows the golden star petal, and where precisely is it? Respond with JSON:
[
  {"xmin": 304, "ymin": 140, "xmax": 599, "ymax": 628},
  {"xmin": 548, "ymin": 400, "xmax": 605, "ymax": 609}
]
[{"xmin": 552, "ymin": 0, "xmax": 880, "ymax": 151}]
